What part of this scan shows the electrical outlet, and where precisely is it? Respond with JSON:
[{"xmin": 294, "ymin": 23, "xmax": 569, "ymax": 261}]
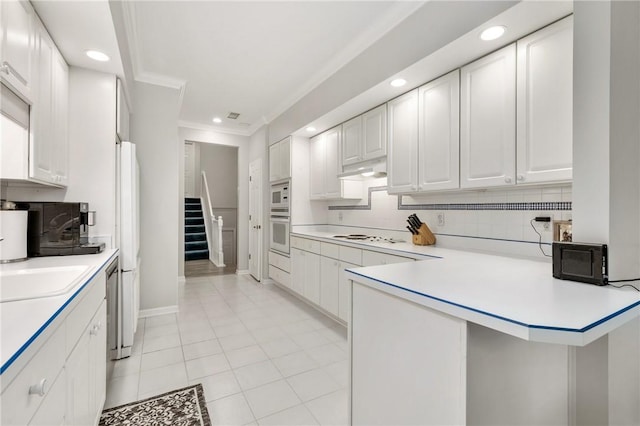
[{"xmin": 437, "ymin": 212, "xmax": 445, "ymax": 226}]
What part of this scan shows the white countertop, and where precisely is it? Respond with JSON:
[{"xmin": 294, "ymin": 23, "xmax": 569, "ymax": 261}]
[
  {"xmin": 0, "ymin": 250, "xmax": 118, "ymax": 375},
  {"xmin": 346, "ymin": 251, "xmax": 640, "ymax": 346}
]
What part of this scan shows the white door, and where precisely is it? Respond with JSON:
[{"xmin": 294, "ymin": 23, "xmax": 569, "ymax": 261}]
[
  {"xmin": 184, "ymin": 142, "xmax": 196, "ymax": 197},
  {"xmin": 460, "ymin": 44, "xmax": 516, "ymax": 188},
  {"xmin": 388, "ymin": 89, "xmax": 419, "ymax": 193},
  {"xmin": 516, "ymin": 16, "xmax": 573, "ymax": 184},
  {"xmin": 249, "ymin": 159, "xmax": 262, "ymax": 281},
  {"xmin": 362, "ymin": 104, "xmax": 387, "ymax": 161},
  {"xmin": 418, "ymin": 69, "xmax": 460, "ymax": 191},
  {"xmin": 324, "ymin": 126, "xmax": 342, "ymax": 198},
  {"xmin": 342, "ymin": 115, "xmax": 362, "ymax": 166},
  {"xmin": 309, "ymin": 134, "xmax": 325, "ymax": 199}
]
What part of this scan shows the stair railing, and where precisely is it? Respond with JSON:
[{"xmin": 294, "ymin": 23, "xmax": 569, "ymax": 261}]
[{"xmin": 200, "ymin": 171, "xmax": 225, "ymax": 267}]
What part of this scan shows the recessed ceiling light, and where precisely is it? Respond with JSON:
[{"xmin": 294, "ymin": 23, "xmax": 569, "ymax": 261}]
[
  {"xmin": 480, "ymin": 26, "xmax": 506, "ymax": 41},
  {"xmin": 85, "ymin": 50, "xmax": 110, "ymax": 62},
  {"xmin": 361, "ymin": 171, "xmax": 375, "ymax": 177},
  {"xmin": 212, "ymin": 117, "xmax": 222, "ymax": 124},
  {"xmin": 390, "ymin": 78, "xmax": 407, "ymax": 88},
  {"xmin": 306, "ymin": 126, "xmax": 316, "ymax": 132}
]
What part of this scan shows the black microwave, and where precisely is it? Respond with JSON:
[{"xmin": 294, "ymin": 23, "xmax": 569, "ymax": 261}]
[{"xmin": 552, "ymin": 242, "xmax": 608, "ymax": 285}]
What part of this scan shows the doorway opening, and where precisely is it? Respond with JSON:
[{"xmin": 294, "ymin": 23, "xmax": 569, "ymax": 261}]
[{"xmin": 184, "ymin": 141, "xmax": 238, "ymax": 274}]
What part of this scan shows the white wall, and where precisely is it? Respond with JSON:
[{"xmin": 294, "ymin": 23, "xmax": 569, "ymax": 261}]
[
  {"xmin": 131, "ymin": 81, "xmax": 180, "ymax": 314},
  {"xmin": 199, "ymin": 143, "xmax": 238, "ymax": 208},
  {"xmin": 179, "ymin": 127, "xmax": 250, "ymax": 273},
  {"xmin": 6, "ymin": 67, "xmax": 117, "ymax": 246},
  {"xmin": 572, "ymin": 2, "xmax": 640, "ymax": 424}
]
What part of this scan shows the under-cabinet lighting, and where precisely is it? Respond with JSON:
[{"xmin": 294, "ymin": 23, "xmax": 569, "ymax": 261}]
[
  {"xmin": 306, "ymin": 126, "xmax": 316, "ymax": 132},
  {"xmin": 480, "ymin": 26, "xmax": 506, "ymax": 41},
  {"xmin": 212, "ymin": 117, "xmax": 222, "ymax": 124},
  {"xmin": 361, "ymin": 171, "xmax": 375, "ymax": 177},
  {"xmin": 85, "ymin": 50, "xmax": 110, "ymax": 62},
  {"xmin": 390, "ymin": 78, "xmax": 406, "ymax": 88}
]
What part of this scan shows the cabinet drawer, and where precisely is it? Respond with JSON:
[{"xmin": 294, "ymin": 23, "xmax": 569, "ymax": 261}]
[
  {"xmin": 269, "ymin": 265, "xmax": 291, "ymax": 288},
  {"xmin": 66, "ymin": 272, "xmax": 105, "ymax": 355},
  {"xmin": 321, "ymin": 242, "xmax": 340, "ymax": 260},
  {"xmin": 28, "ymin": 369, "xmax": 65, "ymax": 426},
  {"xmin": 1, "ymin": 324, "xmax": 65, "ymax": 426},
  {"xmin": 269, "ymin": 251, "xmax": 291, "ymax": 273},
  {"xmin": 340, "ymin": 246, "xmax": 362, "ymax": 265},
  {"xmin": 362, "ymin": 250, "xmax": 414, "ymax": 266},
  {"xmin": 290, "ymin": 236, "xmax": 304, "ymax": 250}
]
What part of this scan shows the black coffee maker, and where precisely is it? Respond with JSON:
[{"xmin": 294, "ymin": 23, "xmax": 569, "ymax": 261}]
[{"xmin": 17, "ymin": 202, "xmax": 105, "ymax": 256}]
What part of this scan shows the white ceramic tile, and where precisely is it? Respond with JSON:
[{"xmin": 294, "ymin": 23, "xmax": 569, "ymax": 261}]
[
  {"xmin": 289, "ymin": 331, "xmax": 330, "ymax": 350},
  {"xmin": 144, "ymin": 313, "xmax": 177, "ymax": 328},
  {"xmin": 233, "ymin": 359, "xmax": 283, "ymax": 391},
  {"xmin": 281, "ymin": 321, "xmax": 316, "ymax": 336},
  {"xmin": 112, "ymin": 355, "xmax": 141, "ymax": 378},
  {"xmin": 206, "ymin": 393, "xmax": 255, "ymax": 426},
  {"xmin": 219, "ymin": 331, "xmax": 258, "ymax": 352},
  {"xmin": 185, "ymin": 353, "xmax": 231, "ymax": 380},
  {"xmin": 180, "ymin": 326, "xmax": 217, "ymax": 345},
  {"xmin": 306, "ymin": 343, "xmax": 346, "ymax": 366},
  {"xmin": 182, "ymin": 338, "xmax": 223, "ymax": 361},
  {"xmin": 213, "ymin": 321, "xmax": 249, "ymax": 338},
  {"xmin": 251, "ymin": 326, "xmax": 287, "ymax": 344},
  {"xmin": 191, "ymin": 370, "xmax": 241, "ymax": 402},
  {"xmin": 144, "ymin": 322, "xmax": 179, "ymax": 338},
  {"xmin": 304, "ymin": 389, "xmax": 349, "ymax": 426},
  {"xmin": 286, "ymin": 368, "xmax": 341, "ymax": 402},
  {"xmin": 140, "ymin": 346, "xmax": 184, "ymax": 371},
  {"xmin": 257, "ymin": 404, "xmax": 319, "ymax": 426},
  {"xmin": 244, "ymin": 380, "xmax": 302, "ymax": 419},
  {"xmin": 104, "ymin": 374, "xmax": 140, "ymax": 409},
  {"xmin": 260, "ymin": 336, "xmax": 301, "ymax": 358},
  {"xmin": 138, "ymin": 363, "xmax": 188, "ymax": 398},
  {"xmin": 323, "ymin": 360, "xmax": 348, "ymax": 388},
  {"xmin": 273, "ymin": 351, "xmax": 319, "ymax": 377},
  {"xmin": 142, "ymin": 333, "xmax": 181, "ymax": 354},
  {"xmin": 226, "ymin": 345, "xmax": 269, "ymax": 369}
]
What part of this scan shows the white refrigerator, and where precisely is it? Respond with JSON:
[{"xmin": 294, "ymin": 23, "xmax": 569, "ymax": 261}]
[{"xmin": 116, "ymin": 141, "xmax": 140, "ymax": 359}]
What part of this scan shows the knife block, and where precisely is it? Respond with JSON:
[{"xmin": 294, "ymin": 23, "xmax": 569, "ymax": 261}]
[{"xmin": 412, "ymin": 223, "xmax": 436, "ymax": 246}]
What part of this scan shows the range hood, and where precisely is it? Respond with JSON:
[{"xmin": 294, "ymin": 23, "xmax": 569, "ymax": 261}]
[{"xmin": 338, "ymin": 158, "xmax": 387, "ymax": 180}]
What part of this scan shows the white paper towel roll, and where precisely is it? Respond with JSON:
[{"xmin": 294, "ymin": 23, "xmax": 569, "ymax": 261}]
[{"xmin": 0, "ymin": 210, "xmax": 28, "ymax": 263}]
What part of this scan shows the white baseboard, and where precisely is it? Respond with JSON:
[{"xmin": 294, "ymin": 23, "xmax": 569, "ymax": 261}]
[
  {"xmin": 139, "ymin": 305, "xmax": 179, "ymax": 318},
  {"xmin": 236, "ymin": 269, "xmax": 250, "ymax": 275},
  {"xmin": 178, "ymin": 276, "xmax": 186, "ymax": 284},
  {"xmin": 261, "ymin": 278, "xmax": 275, "ymax": 285}
]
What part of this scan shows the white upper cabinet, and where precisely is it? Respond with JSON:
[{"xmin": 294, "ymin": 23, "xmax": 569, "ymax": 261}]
[
  {"xmin": 0, "ymin": 0, "xmax": 35, "ymax": 101},
  {"xmin": 29, "ymin": 16, "xmax": 68, "ymax": 187},
  {"xmin": 269, "ymin": 137, "xmax": 291, "ymax": 182},
  {"xmin": 362, "ymin": 104, "xmax": 387, "ymax": 161},
  {"xmin": 324, "ymin": 126, "xmax": 341, "ymax": 198},
  {"xmin": 342, "ymin": 104, "xmax": 387, "ymax": 167},
  {"xmin": 388, "ymin": 89, "xmax": 419, "ymax": 193},
  {"xmin": 309, "ymin": 134, "xmax": 326, "ymax": 198},
  {"xmin": 310, "ymin": 127, "xmax": 361, "ymax": 200},
  {"xmin": 341, "ymin": 116, "xmax": 362, "ymax": 166},
  {"xmin": 418, "ymin": 70, "xmax": 460, "ymax": 191},
  {"xmin": 460, "ymin": 44, "xmax": 516, "ymax": 189},
  {"xmin": 516, "ymin": 16, "xmax": 573, "ymax": 184}
]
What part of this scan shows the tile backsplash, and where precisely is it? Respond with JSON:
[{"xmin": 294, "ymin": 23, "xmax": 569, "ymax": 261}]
[{"xmin": 326, "ymin": 178, "xmax": 572, "ymax": 246}]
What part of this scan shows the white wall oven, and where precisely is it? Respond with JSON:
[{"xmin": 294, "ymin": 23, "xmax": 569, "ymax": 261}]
[{"xmin": 270, "ymin": 181, "xmax": 290, "ymax": 254}]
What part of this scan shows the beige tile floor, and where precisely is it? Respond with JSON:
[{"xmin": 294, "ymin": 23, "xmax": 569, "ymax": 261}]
[{"xmin": 105, "ymin": 273, "xmax": 349, "ymax": 425}]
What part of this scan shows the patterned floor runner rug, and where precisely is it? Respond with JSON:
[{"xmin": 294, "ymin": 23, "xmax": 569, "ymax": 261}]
[{"xmin": 99, "ymin": 384, "xmax": 211, "ymax": 426}]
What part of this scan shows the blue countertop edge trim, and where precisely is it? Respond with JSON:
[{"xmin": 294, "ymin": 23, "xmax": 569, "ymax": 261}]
[
  {"xmin": 346, "ymin": 269, "xmax": 640, "ymax": 334},
  {"xmin": 0, "ymin": 251, "xmax": 119, "ymax": 375}
]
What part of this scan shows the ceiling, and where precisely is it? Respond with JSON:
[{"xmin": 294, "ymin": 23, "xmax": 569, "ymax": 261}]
[{"xmin": 31, "ymin": 1, "xmax": 424, "ymax": 136}]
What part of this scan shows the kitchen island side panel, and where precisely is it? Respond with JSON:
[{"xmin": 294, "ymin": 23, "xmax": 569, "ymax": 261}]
[{"xmin": 351, "ymin": 282, "xmax": 467, "ymax": 425}]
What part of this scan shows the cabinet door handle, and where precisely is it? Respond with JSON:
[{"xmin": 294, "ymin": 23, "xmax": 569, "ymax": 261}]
[
  {"xmin": 504, "ymin": 176, "xmax": 513, "ymax": 183},
  {"xmin": 90, "ymin": 324, "xmax": 100, "ymax": 335},
  {"xmin": 0, "ymin": 64, "xmax": 10, "ymax": 75},
  {"xmin": 517, "ymin": 174, "xmax": 525, "ymax": 182},
  {"xmin": 29, "ymin": 378, "xmax": 47, "ymax": 397}
]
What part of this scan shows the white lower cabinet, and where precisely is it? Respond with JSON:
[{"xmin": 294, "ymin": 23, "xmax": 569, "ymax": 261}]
[
  {"xmin": 285, "ymin": 237, "xmax": 414, "ymax": 324},
  {"xmin": 0, "ymin": 268, "xmax": 107, "ymax": 426}
]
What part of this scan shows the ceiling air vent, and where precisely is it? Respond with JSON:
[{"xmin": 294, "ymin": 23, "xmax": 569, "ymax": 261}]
[{"xmin": 227, "ymin": 112, "xmax": 240, "ymax": 120}]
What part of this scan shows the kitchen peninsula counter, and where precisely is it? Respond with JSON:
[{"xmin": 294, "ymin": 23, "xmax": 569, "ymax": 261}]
[{"xmin": 345, "ymin": 249, "xmax": 640, "ymax": 425}]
